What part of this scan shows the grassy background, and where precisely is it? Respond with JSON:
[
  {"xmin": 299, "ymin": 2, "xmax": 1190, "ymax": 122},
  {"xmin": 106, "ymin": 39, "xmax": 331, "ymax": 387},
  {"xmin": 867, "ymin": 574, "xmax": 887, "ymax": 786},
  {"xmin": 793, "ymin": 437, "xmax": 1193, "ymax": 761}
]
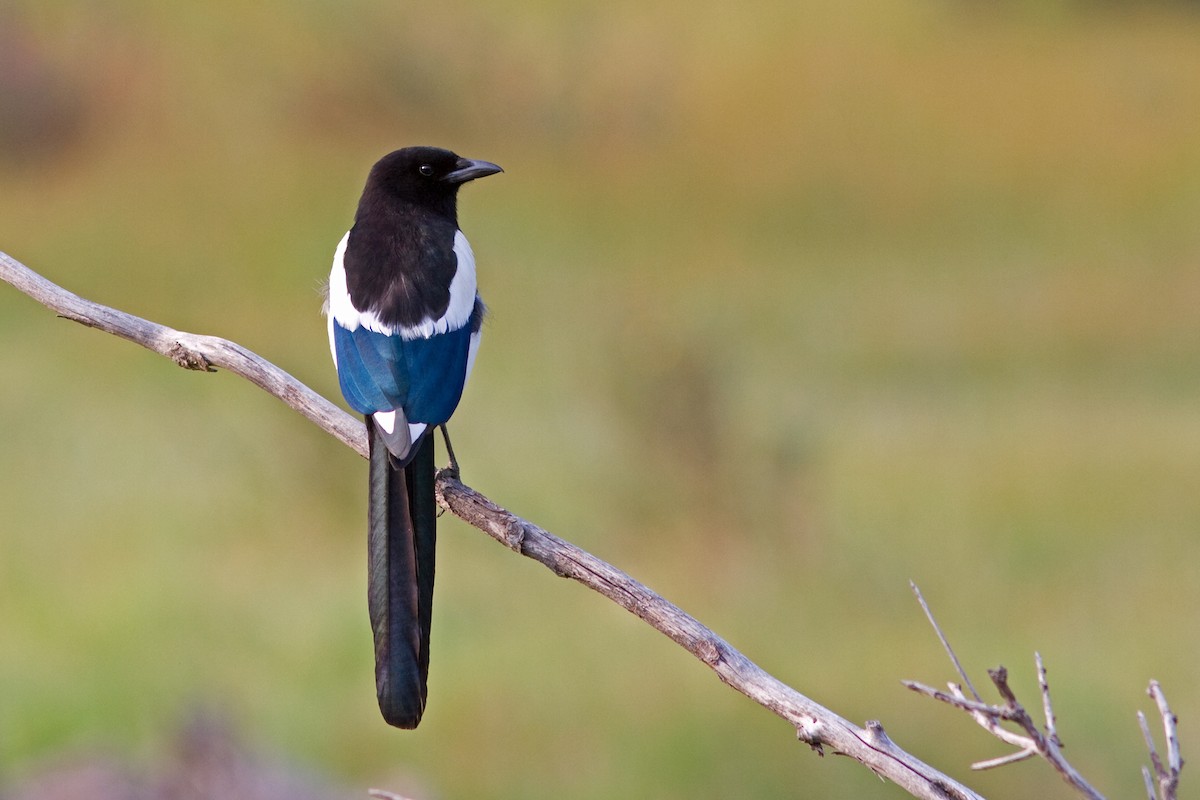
[{"xmin": 3, "ymin": 1, "xmax": 1200, "ymax": 797}]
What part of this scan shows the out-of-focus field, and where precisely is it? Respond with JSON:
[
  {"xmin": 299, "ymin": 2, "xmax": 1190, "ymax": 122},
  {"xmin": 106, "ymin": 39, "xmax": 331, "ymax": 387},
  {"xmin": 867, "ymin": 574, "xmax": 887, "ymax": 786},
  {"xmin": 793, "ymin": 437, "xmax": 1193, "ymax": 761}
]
[{"xmin": 2, "ymin": 1, "xmax": 1199, "ymax": 797}]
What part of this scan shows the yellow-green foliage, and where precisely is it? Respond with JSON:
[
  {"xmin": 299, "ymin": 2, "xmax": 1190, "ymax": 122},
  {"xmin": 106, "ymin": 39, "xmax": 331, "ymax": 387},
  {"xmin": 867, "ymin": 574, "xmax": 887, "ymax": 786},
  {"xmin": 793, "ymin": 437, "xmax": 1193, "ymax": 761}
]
[{"xmin": 2, "ymin": 1, "xmax": 1199, "ymax": 797}]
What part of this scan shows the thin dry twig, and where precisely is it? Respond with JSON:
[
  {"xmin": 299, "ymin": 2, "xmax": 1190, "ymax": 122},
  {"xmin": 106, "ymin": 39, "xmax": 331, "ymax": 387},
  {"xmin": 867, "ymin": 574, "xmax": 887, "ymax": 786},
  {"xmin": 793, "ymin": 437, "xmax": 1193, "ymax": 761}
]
[
  {"xmin": 907, "ymin": 590, "xmax": 1186, "ymax": 800},
  {"xmin": 1, "ymin": 250, "xmax": 984, "ymax": 800},
  {"xmin": 905, "ymin": 586, "xmax": 1105, "ymax": 800},
  {"xmin": 1139, "ymin": 681, "xmax": 1182, "ymax": 800},
  {"xmin": 1036, "ymin": 653, "xmax": 1060, "ymax": 747},
  {"xmin": 910, "ymin": 582, "xmax": 981, "ymax": 703}
]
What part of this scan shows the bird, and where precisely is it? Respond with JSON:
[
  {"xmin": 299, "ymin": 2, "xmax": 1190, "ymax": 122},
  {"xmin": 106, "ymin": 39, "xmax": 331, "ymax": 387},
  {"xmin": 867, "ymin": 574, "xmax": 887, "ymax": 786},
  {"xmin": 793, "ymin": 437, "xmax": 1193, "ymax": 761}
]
[{"xmin": 324, "ymin": 146, "xmax": 502, "ymax": 728}]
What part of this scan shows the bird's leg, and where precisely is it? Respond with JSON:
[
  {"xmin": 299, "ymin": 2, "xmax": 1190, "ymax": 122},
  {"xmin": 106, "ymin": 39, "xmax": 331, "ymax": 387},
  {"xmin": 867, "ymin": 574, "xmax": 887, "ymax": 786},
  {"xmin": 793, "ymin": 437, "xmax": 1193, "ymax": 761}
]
[{"xmin": 439, "ymin": 424, "xmax": 460, "ymax": 476}]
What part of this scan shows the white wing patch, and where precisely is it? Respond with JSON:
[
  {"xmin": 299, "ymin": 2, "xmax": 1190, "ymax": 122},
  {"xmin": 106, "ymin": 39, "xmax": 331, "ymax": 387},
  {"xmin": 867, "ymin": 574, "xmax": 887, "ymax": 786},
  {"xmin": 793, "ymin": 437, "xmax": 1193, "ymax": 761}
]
[
  {"xmin": 325, "ymin": 228, "xmax": 477, "ymax": 343},
  {"xmin": 326, "ymin": 232, "xmax": 365, "ymax": 327},
  {"xmin": 465, "ymin": 330, "xmax": 482, "ymax": 385}
]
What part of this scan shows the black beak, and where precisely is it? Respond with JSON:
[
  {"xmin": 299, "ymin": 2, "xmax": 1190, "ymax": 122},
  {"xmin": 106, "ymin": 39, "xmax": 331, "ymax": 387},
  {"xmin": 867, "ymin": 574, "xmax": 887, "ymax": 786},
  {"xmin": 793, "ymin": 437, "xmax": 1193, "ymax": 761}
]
[{"xmin": 443, "ymin": 158, "xmax": 503, "ymax": 184}]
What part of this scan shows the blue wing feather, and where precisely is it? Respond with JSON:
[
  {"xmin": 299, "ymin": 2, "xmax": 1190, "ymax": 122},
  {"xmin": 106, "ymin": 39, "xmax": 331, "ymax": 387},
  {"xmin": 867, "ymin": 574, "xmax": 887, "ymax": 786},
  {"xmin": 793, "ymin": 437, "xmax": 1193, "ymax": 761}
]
[
  {"xmin": 334, "ymin": 324, "xmax": 394, "ymax": 413},
  {"xmin": 333, "ymin": 321, "xmax": 471, "ymax": 424}
]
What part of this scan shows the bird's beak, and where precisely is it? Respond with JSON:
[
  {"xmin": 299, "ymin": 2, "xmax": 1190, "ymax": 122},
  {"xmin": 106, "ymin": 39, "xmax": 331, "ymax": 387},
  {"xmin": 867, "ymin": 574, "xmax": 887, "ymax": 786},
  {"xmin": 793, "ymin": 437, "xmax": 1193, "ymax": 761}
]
[{"xmin": 443, "ymin": 158, "xmax": 503, "ymax": 184}]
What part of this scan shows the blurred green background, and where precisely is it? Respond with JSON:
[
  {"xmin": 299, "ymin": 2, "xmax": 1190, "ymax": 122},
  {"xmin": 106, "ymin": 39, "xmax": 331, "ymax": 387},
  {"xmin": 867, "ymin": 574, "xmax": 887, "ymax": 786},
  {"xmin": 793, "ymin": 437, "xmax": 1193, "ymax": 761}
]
[{"xmin": 3, "ymin": 1, "xmax": 1199, "ymax": 798}]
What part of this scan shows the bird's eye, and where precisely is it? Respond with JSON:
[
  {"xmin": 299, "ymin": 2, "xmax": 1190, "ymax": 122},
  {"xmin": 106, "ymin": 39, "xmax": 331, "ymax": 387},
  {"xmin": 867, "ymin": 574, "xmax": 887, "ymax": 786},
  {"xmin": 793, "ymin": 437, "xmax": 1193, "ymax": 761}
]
[{"xmin": 418, "ymin": 164, "xmax": 435, "ymax": 177}]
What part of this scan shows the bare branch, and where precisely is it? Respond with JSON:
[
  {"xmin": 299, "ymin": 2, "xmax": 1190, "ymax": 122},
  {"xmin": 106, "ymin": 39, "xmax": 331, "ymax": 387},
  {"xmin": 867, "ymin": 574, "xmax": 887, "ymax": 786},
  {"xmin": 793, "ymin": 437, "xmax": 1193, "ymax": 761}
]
[
  {"xmin": 1036, "ymin": 653, "xmax": 1060, "ymax": 746},
  {"xmin": 1, "ymin": 250, "xmax": 984, "ymax": 800},
  {"xmin": 971, "ymin": 748, "xmax": 1036, "ymax": 771},
  {"xmin": 0, "ymin": 250, "xmax": 367, "ymax": 460},
  {"xmin": 909, "ymin": 586, "xmax": 1106, "ymax": 800},
  {"xmin": 1141, "ymin": 711, "xmax": 1164, "ymax": 798},
  {"xmin": 432, "ymin": 474, "xmax": 982, "ymax": 798},
  {"xmin": 910, "ymin": 581, "xmax": 981, "ymax": 703},
  {"xmin": 902, "ymin": 681, "xmax": 1021, "ymax": 722},
  {"xmin": 911, "ymin": 597, "xmax": 1185, "ymax": 800},
  {"xmin": 1140, "ymin": 712, "xmax": 1160, "ymax": 772},
  {"xmin": 1152, "ymin": 682, "xmax": 1183, "ymax": 780},
  {"xmin": 1143, "ymin": 765, "xmax": 1159, "ymax": 800},
  {"xmin": 1141, "ymin": 681, "xmax": 1183, "ymax": 800}
]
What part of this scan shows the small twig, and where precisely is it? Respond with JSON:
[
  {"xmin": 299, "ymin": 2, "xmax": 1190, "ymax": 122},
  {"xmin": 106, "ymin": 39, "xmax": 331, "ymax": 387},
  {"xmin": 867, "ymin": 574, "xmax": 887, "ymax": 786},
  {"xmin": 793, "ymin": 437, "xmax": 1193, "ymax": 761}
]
[
  {"xmin": 971, "ymin": 748, "xmax": 1036, "ymax": 770},
  {"xmin": 1140, "ymin": 681, "xmax": 1182, "ymax": 800},
  {"xmin": 1142, "ymin": 765, "xmax": 1159, "ymax": 800},
  {"xmin": 902, "ymin": 680, "xmax": 1021, "ymax": 722},
  {"xmin": 1036, "ymin": 653, "xmax": 1059, "ymax": 746},
  {"xmin": 1152, "ymin": 682, "xmax": 1183, "ymax": 781},
  {"xmin": 910, "ymin": 581, "xmax": 981, "ymax": 703},
  {"xmin": 907, "ymin": 585, "xmax": 1106, "ymax": 800},
  {"xmin": 1139, "ymin": 712, "xmax": 1160, "ymax": 777}
]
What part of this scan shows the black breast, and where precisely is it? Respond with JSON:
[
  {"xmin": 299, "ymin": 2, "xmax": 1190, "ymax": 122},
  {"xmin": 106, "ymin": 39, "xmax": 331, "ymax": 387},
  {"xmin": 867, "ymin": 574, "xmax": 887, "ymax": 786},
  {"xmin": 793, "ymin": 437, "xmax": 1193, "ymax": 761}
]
[{"xmin": 343, "ymin": 200, "xmax": 459, "ymax": 330}]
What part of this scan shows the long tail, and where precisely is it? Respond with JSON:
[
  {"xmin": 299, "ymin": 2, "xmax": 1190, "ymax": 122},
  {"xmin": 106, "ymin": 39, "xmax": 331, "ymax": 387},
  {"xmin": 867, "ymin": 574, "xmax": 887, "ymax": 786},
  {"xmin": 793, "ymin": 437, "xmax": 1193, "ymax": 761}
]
[{"xmin": 366, "ymin": 419, "xmax": 437, "ymax": 728}]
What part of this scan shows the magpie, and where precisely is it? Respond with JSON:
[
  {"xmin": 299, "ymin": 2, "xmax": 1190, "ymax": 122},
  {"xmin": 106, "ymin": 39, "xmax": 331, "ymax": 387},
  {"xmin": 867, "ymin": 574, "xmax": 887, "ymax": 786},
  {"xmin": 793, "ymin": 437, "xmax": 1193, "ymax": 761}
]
[{"xmin": 324, "ymin": 146, "xmax": 502, "ymax": 728}]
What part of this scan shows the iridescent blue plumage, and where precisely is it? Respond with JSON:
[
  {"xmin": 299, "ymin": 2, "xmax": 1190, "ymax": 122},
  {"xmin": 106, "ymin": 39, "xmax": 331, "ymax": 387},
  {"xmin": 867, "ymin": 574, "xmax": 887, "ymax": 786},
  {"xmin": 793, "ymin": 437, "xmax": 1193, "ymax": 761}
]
[{"xmin": 332, "ymin": 305, "xmax": 480, "ymax": 424}]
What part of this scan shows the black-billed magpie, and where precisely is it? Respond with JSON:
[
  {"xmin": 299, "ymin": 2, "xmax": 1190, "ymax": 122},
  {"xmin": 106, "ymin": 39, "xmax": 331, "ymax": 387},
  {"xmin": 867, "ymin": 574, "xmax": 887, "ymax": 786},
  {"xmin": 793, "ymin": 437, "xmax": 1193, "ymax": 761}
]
[{"xmin": 325, "ymin": 146, "xmax": 502, "ymax": 728}]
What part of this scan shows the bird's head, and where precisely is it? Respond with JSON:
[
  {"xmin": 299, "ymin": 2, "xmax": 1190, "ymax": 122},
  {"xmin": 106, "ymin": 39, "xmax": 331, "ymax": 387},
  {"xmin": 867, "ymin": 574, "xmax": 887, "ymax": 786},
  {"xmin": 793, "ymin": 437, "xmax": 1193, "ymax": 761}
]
[{"xmin": 365, "ymin": 146, "xmax": 503, "ymax": 210}]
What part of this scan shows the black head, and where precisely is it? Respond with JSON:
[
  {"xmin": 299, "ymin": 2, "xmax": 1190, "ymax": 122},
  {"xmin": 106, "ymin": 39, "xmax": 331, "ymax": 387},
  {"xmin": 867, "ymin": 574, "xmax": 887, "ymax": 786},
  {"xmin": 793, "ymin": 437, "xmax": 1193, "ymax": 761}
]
[{"xmin": 361, "ymin": 146, "xmax": 502, "ymax": 218}]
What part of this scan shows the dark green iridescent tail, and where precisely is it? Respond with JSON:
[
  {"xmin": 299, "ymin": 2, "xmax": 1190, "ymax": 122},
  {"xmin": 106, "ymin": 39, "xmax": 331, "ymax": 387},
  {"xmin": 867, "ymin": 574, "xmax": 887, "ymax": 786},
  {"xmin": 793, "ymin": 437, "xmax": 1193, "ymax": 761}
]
[{"xmin": 366, "ymin": 420, "xmax": 437, "ymax": 729}]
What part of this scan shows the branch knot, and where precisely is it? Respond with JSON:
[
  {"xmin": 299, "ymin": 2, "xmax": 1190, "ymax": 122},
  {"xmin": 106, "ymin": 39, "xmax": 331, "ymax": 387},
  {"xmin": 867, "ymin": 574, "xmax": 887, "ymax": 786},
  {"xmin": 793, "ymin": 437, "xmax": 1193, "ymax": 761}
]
[
  {"xmin": 694, "ymin": 638, "xmax": 723, "ymax": 666},
  {"xmin": 166, "ymin": 340, "xmax": 215, "ymax": 371},
  {"xmin": 796, "ymin": 716, "xmax": 825, "ymax": 754}
]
